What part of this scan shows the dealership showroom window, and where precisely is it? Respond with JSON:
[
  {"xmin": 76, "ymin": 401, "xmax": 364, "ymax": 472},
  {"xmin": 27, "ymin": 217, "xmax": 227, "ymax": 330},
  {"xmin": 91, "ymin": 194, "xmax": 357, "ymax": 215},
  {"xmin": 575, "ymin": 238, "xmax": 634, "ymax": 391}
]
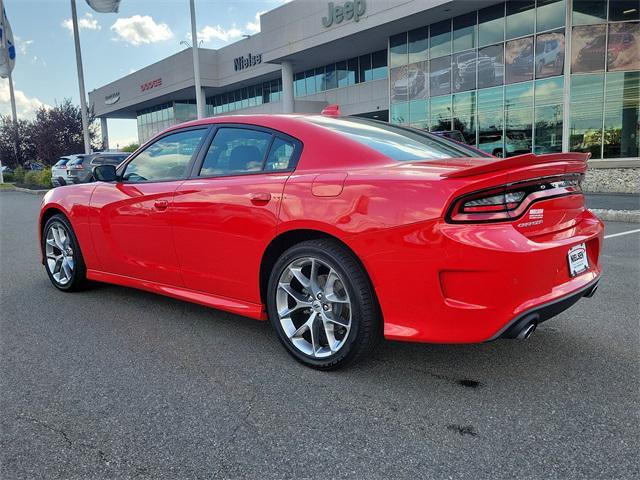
[{"xmin": 388, "ymin": 0, "xmax": 639, "ymax": 161}]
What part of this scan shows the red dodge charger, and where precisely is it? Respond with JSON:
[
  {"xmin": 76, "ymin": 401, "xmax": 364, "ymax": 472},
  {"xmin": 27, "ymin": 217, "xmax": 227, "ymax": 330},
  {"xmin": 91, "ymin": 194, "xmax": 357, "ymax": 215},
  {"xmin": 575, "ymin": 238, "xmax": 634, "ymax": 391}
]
[{"xmin": 39, "ymin": 111, "xmax": 603, "ymax": 369}]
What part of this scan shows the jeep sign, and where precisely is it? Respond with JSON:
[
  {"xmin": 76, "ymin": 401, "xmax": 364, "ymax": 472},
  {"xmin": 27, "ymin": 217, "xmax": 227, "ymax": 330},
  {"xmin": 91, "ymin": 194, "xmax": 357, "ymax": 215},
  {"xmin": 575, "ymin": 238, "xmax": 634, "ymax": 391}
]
[
  {"xmin": 322, "ymin": 0, "xmax": 366, "ymax": 28},
  {"xmin": 234, "ymin": 53, "xmax": 262, "ymax": 71}
]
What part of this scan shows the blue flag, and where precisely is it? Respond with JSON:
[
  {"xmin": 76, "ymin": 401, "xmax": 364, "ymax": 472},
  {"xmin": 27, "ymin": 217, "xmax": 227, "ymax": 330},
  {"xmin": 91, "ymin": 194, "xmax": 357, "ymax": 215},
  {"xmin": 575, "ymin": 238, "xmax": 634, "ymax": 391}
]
[{"xmin": 0, "ymin": 6, "xmax": 15, "ymax": 79}]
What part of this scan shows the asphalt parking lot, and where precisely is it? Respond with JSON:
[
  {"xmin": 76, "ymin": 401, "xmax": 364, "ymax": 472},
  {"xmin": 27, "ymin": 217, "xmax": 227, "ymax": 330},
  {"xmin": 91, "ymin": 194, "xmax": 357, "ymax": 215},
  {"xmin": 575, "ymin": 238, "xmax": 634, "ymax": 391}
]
[{"xmin": 1, "ymin": 190, "xmax": 638, "ymax": 479}]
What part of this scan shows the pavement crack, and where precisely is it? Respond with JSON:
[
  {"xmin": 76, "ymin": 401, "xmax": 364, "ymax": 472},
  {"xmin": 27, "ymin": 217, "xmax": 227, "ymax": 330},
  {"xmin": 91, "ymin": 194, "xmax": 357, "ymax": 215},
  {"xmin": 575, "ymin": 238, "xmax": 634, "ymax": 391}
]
[{"xmin": 17, "ymin": 414, "xmax": 72, "ymax": 447}]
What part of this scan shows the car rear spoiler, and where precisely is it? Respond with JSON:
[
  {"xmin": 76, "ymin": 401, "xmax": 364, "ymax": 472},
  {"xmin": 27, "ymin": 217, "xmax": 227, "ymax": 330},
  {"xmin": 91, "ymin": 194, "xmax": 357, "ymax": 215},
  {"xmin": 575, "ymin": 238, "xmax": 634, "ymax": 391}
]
[{"xmin": 441, "ymin": 152, "xmax": 591, "ymax": 179}]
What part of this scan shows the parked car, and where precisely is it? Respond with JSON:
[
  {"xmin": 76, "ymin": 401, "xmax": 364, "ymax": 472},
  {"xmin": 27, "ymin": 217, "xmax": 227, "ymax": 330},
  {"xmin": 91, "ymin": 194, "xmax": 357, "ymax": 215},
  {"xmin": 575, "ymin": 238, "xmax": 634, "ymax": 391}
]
[
  {"xmin": 478, "ymin": 131, "xmax": 532, "ymax": 157},
  {"xmin": 39, "ymin": 111, "xmax": 603, "ymax": 370},
  {"xmin": 51, "ymin": 157, "xmax": 73, "ymax": 187},
  {"xmin": 65, "ymin": 152, "xmax": 129, "ymax": 185},
  {"xmin": 1, "ymin": 165, "xmax": 13, "ymax": 174},
  {"xmin": 24, "ymin": 161, "xmax": 45, "ymax": 171}
]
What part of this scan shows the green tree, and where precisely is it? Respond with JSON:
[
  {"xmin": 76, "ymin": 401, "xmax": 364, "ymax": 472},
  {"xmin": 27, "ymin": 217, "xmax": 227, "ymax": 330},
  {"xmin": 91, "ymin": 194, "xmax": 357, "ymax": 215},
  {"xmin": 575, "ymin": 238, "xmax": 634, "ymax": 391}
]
[
  {"xmin": 121, "ymin": 143, "xmax": 139, "ymax": 153},
  {"xmin": 0, "ymin": 116, "xmax": 36, "ymax": 167}
]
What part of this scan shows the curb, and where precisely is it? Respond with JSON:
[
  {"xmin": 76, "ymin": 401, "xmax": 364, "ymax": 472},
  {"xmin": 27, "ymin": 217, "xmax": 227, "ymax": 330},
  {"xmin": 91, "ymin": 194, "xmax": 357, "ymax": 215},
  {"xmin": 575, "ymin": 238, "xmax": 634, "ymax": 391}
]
[
  {"xmin": 590, "ymin": 209, "xmax": 640, "ymax": 223},
  {"xmin": 7, "ymin": 186, "xmax": 50, "ymax": 195}
]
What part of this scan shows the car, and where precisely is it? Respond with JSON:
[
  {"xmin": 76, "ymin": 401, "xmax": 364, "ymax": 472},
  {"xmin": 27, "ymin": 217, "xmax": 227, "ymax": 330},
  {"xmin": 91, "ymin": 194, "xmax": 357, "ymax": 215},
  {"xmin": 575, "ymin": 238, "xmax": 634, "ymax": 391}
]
[
  {"xmin": 453, "ymin": 52, "xmax": 478, "ymax": 91},
  {"xmin": 51, "ymin": 156, "xmax": 73, "ymax": 187},
  {"xmin": 478, "ymin": 131, "xmax": 532, "ymax": 157},
  {"xmin": 65, "ymin": 152, "xmax": 129, "ymax": 185},
  {"xmin": 536, "ymin": 38, "xmax": 563, "ymax": 75},
  {"xmin": 392, "ymin": 67, "xmax": 426, "ymax": 100},
  {"xmin": 1, "ymin": 165, "xmax": 13, "ymax": 174},
  {"xmin": 24, "ymin": 161, "xmax": 45, "ymax": 171},
  {"xmin": 39, "ymin": 110, "xmax": 603, "ymax": 370}
]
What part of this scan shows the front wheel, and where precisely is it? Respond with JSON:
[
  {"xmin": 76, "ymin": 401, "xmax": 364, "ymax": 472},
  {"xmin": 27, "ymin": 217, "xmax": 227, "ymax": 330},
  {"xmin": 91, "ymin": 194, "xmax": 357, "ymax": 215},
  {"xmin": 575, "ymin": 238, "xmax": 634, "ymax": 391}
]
[
  {"xmin": 267, "ymin": 239, "xmax": 380, "ymax": 370},
  {"xmin": 42, "ymin": 214, "xmax": 87, "ymax": 291}
]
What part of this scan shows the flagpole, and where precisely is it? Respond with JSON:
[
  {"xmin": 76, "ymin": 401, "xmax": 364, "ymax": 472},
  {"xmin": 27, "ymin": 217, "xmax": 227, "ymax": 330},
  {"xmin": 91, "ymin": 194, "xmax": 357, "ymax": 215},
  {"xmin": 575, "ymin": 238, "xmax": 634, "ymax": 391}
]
[
  {"xmin": 0, "ymin": 0, "xmax": 18, "ymax": 178},
  {"xmin": 189, "ymin": 0, "xmax": 204, "ymax": 119},
  {"xmin": 70, "ymin": 0, "xmax": 91, "ymax": 154}
]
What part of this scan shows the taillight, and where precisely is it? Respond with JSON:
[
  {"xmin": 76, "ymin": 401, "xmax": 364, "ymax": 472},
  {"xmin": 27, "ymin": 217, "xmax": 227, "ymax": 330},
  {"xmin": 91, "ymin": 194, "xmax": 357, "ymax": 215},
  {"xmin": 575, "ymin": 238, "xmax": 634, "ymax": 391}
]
[
  {"xmin": 68, "ymin": 164, "xmax": 84, "ymax": 170},
  {"xmin": 447, "ymin": 174, "xmax": 583, "ymax": 223}
]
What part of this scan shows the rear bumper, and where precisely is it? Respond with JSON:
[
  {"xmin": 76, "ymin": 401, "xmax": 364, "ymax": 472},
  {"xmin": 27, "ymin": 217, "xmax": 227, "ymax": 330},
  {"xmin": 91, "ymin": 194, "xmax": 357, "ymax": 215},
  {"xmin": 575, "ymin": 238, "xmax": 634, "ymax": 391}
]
[
  {"xmin": 489, "ymin": 277, "xmax": 599, "ymax": 340},
  {"xmin": 351, "ymin": 208, "xmax": 604, "ymax": 344}
]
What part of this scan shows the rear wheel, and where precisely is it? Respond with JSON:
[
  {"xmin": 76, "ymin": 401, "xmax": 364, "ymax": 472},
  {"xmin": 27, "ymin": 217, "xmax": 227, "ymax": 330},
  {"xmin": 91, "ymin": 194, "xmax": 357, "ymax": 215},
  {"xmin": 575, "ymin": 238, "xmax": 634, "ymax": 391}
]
[
  {"xmin": 267, "ymin": 239, "xmax": 380, "ymax": 370},
  {"xmin": 42, "ymin": 214, "xmax": 87, "ymax": 291}
]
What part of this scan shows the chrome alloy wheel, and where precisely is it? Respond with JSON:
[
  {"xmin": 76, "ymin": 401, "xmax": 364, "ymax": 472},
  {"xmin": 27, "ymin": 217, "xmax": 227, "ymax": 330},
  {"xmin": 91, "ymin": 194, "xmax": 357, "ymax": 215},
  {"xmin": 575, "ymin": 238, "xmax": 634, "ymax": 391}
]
[
  {"xmin": 45, "ymin": 223, "xmax": 74, "ymax": 286},
  {"xmin": 276, "ymin": 257, "xmax": 352, "ymax": 358}
]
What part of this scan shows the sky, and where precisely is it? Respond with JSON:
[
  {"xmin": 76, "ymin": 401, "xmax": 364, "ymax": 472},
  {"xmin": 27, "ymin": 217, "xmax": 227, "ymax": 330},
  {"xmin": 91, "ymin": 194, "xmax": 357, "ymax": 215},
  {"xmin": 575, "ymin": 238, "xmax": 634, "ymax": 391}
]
[{"xmin": 1, "ymin": 0, "xmax": 290, "ymax": 148}]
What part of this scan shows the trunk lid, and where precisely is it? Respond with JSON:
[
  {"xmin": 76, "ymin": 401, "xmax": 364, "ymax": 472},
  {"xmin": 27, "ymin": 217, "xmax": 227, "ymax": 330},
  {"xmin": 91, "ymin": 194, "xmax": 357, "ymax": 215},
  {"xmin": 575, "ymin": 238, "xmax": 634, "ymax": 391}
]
[{"xmin": 437, "ymin": 153, "xmax": 590, "ymax": 237}]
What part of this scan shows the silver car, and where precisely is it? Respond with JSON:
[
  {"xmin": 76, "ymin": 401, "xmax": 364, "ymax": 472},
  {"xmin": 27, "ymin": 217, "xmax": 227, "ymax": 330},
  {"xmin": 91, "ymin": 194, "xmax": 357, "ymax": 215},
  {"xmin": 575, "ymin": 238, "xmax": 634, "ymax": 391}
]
[{"xmin": 51, "ymin": 156, "xmax": 74, "ymax": 187}]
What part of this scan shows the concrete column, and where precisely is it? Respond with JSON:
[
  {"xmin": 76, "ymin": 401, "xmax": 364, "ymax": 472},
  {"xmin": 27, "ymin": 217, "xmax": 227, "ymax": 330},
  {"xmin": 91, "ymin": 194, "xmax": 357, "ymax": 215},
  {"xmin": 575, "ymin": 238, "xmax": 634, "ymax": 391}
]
[
  {"xmin": 201, "ymin": 87, "xmax": 208, "ymax": 117},
  {"xmin": 281, "ymin": 60, "xmax": 294, "ymax": 114},
  {"xmin": 100, "ymin": 117, "xmax": 109, "ymax": 150}
]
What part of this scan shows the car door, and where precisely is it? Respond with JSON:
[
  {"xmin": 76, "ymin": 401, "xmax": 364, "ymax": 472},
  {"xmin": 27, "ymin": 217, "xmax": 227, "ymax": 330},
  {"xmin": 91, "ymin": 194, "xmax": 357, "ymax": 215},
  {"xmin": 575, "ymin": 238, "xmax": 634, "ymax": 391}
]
[
  {"xmin": 89, "ymin": 127, "xmax": 209, "ymax": 286},
  {"xmin": 172, "ymin": 125, "xmax": 302, "ymax": 304}
]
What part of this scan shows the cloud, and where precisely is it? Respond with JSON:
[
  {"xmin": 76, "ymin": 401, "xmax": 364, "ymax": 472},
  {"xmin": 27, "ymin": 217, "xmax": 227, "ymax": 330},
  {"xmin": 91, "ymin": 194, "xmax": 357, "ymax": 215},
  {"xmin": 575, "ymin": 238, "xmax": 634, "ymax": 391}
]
[
  {"xmin": 0, "ymin": 79, "xmax": 49, "ymax": 119},
  {"xmin": 14, "ymin": 36, "xmax": 34, "ymax": 56},
  {"xmin": 62, "ymin": 13, "xmax": 101, "ymax": 33},
  {"xmin": 245, "ymin": 11, "xmax": 265, "ymax": 34},
  {"xmin": 195, "ymin": 24, "xmax": 244, "ymax": 44},
  {"xmin": 110, "ymin": 15, "xmax": 173, "ymax": 46}
]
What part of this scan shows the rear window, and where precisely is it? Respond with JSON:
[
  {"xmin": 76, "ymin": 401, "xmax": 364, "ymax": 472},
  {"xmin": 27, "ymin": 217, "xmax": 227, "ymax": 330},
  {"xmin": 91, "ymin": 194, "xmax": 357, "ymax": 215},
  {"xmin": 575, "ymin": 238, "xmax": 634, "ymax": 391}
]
[
  {"xmin": 91, "ymin": 154, "xmax": 128, "ymax": 166},
  {"xmin": 54, "ymin": 158, "xmax": 70, "ymax": 167},
  {"xmin": 306, "ymin": 116, "xmax": 486, "ymax": 161},
  {"xmin": 67, "ymin": 156, "xmax": 88, "ymax": 166}
]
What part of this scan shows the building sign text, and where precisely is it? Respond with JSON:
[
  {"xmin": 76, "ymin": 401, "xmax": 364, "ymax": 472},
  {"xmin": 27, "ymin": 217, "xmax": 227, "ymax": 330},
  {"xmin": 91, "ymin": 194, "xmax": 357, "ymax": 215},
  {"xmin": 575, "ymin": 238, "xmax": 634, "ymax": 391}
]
[
  {"xmin": 234, "ymin": 53, "xmax": 262, "ymax": 71},
  {"xmin": 322, "ymin": 0, "xmax": 366, "ymax": 28}
]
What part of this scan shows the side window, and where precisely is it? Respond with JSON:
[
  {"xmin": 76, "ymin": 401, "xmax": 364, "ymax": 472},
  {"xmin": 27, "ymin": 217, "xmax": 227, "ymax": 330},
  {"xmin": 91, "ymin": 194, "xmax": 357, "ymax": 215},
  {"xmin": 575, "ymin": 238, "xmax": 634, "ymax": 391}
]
[
  {"xmin": 123, "ymin": 129, "xmax": 206, "ymax": 182},
  {"xmin": 199, "ymin": 127, "xmax": 272, "ymax": 177},
  {"xmin": 265, "ymin": 137, "xmax": 296, "ymax": 171}
]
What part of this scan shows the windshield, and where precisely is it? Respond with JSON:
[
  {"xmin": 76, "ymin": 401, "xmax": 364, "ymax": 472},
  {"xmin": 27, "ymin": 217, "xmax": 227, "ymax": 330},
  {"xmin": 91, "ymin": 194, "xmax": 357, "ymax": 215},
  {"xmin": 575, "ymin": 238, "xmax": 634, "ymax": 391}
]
[{"xmin": 306, "ymin": 116, "xmax": 486, "ymax": 161}]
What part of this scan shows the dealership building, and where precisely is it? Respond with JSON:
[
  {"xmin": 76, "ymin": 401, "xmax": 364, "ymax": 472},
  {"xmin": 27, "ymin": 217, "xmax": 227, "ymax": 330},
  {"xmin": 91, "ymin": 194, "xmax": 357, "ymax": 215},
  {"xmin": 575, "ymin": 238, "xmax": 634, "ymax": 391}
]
[{"xmin": 89, "ymin": 0, "xmax": 639, "ymax": 170}]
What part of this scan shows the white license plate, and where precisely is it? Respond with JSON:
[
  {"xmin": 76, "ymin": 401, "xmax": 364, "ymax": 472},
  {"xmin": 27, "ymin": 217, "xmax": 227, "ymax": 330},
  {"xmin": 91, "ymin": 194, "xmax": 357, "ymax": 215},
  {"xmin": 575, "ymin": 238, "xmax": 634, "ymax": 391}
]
[{"xmin": 568, "ymin": 243, "xmax": 589, "ymax": 277}]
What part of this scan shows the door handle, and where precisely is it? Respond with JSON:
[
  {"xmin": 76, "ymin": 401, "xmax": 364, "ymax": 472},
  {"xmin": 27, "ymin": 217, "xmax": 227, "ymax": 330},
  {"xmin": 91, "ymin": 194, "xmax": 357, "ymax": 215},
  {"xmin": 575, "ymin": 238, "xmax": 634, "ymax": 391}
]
[
  {"xmin": 250, "ymin": 192, "xmax": 271, "ymax": 205},
  {"xmin": 154, "ymin": 200, "xmax": 169, "ymax": 211}
]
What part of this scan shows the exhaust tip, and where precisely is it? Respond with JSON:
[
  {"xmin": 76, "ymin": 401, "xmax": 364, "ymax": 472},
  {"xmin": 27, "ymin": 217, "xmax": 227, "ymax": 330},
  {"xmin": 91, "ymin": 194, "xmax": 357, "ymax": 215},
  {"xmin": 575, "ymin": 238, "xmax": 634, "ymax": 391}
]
[{"xmin": 516, "ymin": 322, "xmax": 537, "ymax": 340}]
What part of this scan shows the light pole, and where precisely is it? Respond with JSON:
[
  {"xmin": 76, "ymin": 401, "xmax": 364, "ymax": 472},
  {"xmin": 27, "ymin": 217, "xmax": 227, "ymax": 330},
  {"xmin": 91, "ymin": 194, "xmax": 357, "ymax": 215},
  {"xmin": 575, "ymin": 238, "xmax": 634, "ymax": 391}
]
[
  {"xmin": 189, "ymin": 0, "xmax": 204, "ymax": 119},
  {"xmin": 70, "ymin": 0, "xmax": 91, "ymax": 154}
]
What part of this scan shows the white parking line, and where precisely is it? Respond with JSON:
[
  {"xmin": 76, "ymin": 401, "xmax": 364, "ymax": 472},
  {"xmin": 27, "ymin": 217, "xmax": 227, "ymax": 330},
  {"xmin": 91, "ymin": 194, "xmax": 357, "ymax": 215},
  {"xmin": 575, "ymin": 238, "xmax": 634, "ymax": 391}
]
[{"xmin": 604, "ymin": 229, "xmax": 640, "ymax": 239}]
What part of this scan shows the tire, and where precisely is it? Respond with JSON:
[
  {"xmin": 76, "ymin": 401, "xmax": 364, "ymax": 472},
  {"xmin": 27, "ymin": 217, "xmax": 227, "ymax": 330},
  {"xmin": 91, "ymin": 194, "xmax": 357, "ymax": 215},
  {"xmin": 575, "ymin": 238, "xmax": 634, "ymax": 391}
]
[
  {"xmin": 42, "ymin": 214, "xmax": 87, "ymax": 292},
  {"xmin": 493, "ymin": 148, "xmax": 504, "ymax": 158},
  {"xmin": 267, "ymin": 239, "xmax": 381, "ymax": 370}
]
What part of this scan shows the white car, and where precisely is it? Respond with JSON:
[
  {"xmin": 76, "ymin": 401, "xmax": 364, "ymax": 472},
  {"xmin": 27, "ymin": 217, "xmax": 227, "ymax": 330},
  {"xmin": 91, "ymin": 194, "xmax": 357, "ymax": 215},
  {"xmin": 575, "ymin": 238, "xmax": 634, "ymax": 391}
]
[{"xmin": 51, "ymin": 156, "xmax": 75, "ymax": 187}]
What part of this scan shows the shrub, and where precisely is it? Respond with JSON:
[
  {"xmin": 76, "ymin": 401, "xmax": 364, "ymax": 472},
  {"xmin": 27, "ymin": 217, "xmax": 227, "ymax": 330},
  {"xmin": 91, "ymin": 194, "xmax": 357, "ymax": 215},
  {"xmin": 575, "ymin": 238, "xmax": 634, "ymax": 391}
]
[
  {"xmin": 13, "ymin": 165, "xmax": 25, "ymax": 183},
  {"xmin": 24, "ymin": 170, "xmax": 40, "ymax": 185},
  {"xmin": 2, "ymin": 172, "xmax": 14, "ymax": 182},
  {"xmin": 23, "ymin": 167, "xmax": 51, "ymax": 188}
]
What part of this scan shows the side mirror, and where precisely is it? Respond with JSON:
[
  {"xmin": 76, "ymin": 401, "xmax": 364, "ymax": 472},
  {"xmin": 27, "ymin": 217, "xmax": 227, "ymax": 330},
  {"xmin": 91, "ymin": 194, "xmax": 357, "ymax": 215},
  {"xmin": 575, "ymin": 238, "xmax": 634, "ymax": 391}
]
[{"xmin": 93, "ymin": 164, "xmax": 118, "ymax": 182}]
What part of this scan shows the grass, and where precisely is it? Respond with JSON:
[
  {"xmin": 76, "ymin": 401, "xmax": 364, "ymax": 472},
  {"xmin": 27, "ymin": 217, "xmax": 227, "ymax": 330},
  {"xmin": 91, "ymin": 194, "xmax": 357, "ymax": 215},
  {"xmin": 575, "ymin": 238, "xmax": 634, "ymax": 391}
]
[{"xmin": 0, "ymin": 182, "xmax": 15, "ymax": 190}]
